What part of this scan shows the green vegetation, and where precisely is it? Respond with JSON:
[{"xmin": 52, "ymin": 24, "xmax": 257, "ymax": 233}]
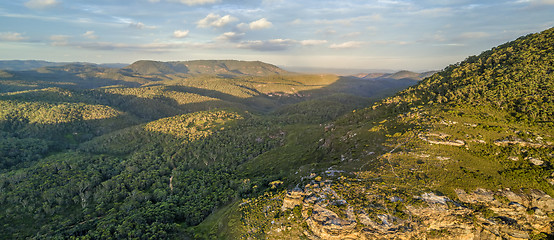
[
  {"xmin": 207, "ymin": 28, "xmax": 554, "ymax": 239},
  {"xmin": 0, "ymin": 56, "xmax": 419, "ymax": 238},
  {"xmin": 1, "ymin": 28, "xmax": 553, "ymax": 239}
]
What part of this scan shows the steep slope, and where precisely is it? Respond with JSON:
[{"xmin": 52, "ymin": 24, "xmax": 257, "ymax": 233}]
[{"xmin": 207, "ymin": 28, "xmax": 554, "ymax": 239}]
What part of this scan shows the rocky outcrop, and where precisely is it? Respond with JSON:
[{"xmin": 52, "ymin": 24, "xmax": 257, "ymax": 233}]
[
  {"xmin": 278, "ymin": 182, "xmax": 554, "ymax": 239},
  {"xmin": 419, "ymin": 133, "xmax": 465, "ymax": 146},
  {"xmin": 304, "ymin": 204, "xmax": 358, "ymax": 240},
  {"xmin": 282, "ymin": 189, "xmax": 305, "ymax": 211},
  {"xmin": 494, "ymin": 137, "xmax": 553, "ymax": 148}
]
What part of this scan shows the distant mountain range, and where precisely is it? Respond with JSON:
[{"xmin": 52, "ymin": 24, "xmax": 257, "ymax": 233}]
[
  {"xmin": 0, "ymin": 60, "xmax": 127, "ymax": 71},
  {"xmin": 0, "ymin": 60, "xmax": 435, "ymax": 80},
  {"xmin": 123, "ymin": 60, "xmax": 289, "ymax": 76}
]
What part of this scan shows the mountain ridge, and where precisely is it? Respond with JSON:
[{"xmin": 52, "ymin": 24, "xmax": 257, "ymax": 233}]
[{"xmin": 123, "ymin": 60, "xmax": 289, "ymax": 76}]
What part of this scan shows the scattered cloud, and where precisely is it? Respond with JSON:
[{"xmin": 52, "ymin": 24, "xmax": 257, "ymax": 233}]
[
  {"xmin": 300, "ymin": 39, "xmax": 328, "ymax": 46},
  {"xmin": 536, "ymin": 0, "xmax": 554, "ymax": 5},
  {"xmin": 249, "ymin": 18, "xmax": 273, "ymax": 30},
  {"xmin": 49, "ymin": 39, "xmax": 215, "ymax": 52},
  {"xmin": 315, "ymin": 15, "xmax": 382, "ymax": 26},
  {"xmin": 236, "ymin": 23, "xmax": 249, "ymax": 32},
  {"xmin": 316, "ymin": 28, "xmax": 337, "ymax": 36},
  {"xmin": 329, "ymin": 41, "xmax": 364, "ymax": 49},
  {"xmin": 173, "ymin": 30, "xmax": 190, "ymax": 38},
  {"xmin": 366, "ymin": 26, "xmax": 378, "ymax": 31},
  {"xmin": 290, "ymin": 19, "xmax": 303, "ymax": 25},
  {"xmin": 50, "ymin": 35, "xmax": 70, "ymax": 46},
  {"xmin": 129, "ymin": 22, "xmax": 157, "ymax": 29},
  {"xmin": 24, "ymin": 0, "xmax": 60, "ymax": 9},
  {"xmin": 0, "ymin": 32, "xmax": 29, "ymax": 42},
  {"xmin": 216, "ymin": 31, "xmax": 245, "ymax": 41},
  {"xmin": 237, "ymin": 39, "xmax": 295, "ymax": 51},
  {"xmin": 197, "ymin": 13, "xmax": 237, "ymax": 28},
  {"xmin": 373, "ymin": 40, "xmax": 409, "ymax": 45},
  {"xmin": 410, "ymin": 7, "xmax": 452, "ymax": 17},
  {"xmin": 170, "ymin": 0, "xmax": 220, "ymax": 6},
  {"xmin": 341, "ymin": 32, "xmax": 361, "ymax": 38},
  {"xmin": 516, "ymin": 0, "xmax": 554, "ymax": 5},
  {"xmin": 457, "ymin": 32, "xmax": 491, "ymax": 40},
  {"xmin": 82, "ymin": 31, "xmax": 98, "ymax": 39}
]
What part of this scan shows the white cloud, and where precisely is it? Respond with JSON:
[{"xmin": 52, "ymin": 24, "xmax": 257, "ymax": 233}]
[
  {"xmin": 290, "ymin": 19, "xmax": 303, "ymax": 25},
  {"xmin": 300, "ymin": 40, "xmax": 328, "ymax": 46},
  {"xmin": 329, "ymin": 41, "xmax": 364, "ymax": 49},
  {"xmin": 197, "ymin": 13, "xmax": 237, "ymax": 28},
  {"xmin": 173, "ymin": 30, "xmax": 190, "ymax": 38},
  {"xmin": 341, "ymin": 32, "xmax": 361, "ymax": 38},
  {"xmin": 516, "ymin": 0, "xmax": 554, "ymax": 5},
  {"xmin": 216, "ymin": 32, "xmax": 244, "ymax": 41},
  {"xmin": 48, "ymin": 39, "xmax": 216, "ymax": 52},
  {"xmin": 538, "ymin": 0, "xmax": 554, "ymax": 4},
  {"xmin": 0, "ymin": 32, "xmax": 28, "ymax": 41},
  {"xmin": 458, "ymin": 32, "xmax": 490, "ymax": 40},
  {"xmin": 129, "ymin": 22, "xmax": 157, "ymax": 29},
  {"xmin": 236, "ymin": 23, "xmax": 249, "ymax": 32},
  {"xmin": 171, "ymin": 0, "xmax": 220, "ymax": 6},
  {"xmin": 50, "ymin": 35, "xmax": 70, "ymax": 46},
  {"xmin": 24, "ymin": 0, "xmax": 60, "ymax": 9},
  {"xmin": 249, "ymin": 18, "xmax": 272, "ymax": 30},
  {"xmin": 82, "ymin": 31, "xmax": 98, "ymax": 39},
  {"xmin": 410, "ymin": 7, "xmax": 452, "ymax": 17},
  {"xmin": 237, "ymin": 39, "xmax": 296, "ymax": 51},
  {"xmin": 315, "ymin": 15, "xmax": 382, "ymax": 26},
  {"xmin": 316, "ymin": 28, "xmax": 337, "ymax": 35},
  {"xmin": 373, "ymin": 40, "xmax": 409, "ymax": 45}
]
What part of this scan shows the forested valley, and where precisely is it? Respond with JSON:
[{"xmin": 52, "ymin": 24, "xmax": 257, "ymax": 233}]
[{"xmin": 1, "ymin": 28, "xmax": 553, "ymax": 239}]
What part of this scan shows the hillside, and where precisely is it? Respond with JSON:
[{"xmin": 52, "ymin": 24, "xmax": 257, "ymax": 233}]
[
  {"xmin": 0, "ymin": 28, "xmax": 552, "ymax": 239},
  {"xmin": 0, "ymin": 57, "xmax": 422, "ymax": 239},
  {"xmin": 197, "ymin": 28, "xmax": 554, "ymax": 239}
]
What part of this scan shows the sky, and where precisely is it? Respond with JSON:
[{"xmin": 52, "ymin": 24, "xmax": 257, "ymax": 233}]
[{"xmin": 0, "ymin": 0, "xmax": 553, "ymax": 71}]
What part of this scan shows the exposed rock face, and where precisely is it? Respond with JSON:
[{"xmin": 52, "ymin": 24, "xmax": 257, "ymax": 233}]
[
  {"xmin": 279, "ymin": 183, "xmax": 554, "ymax": 239},
  {"xmin": 419, "ymin": 132, "xmax": 465, "ymax": 146},
  {"xmin": 494, "ymin": 137, "xmax": 553, "ymax": 148},
  {"xmin": 304, "ymin": 204, "xmax": 358, "ymax": 240},
  {"xmin": 282, "ymin": 189, "xmax": 305, "ymax": 211}
]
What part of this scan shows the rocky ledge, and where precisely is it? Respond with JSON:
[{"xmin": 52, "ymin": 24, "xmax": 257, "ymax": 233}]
[{"xmin": 280, "ymin": 182, "xmax": 554, "ymax": 239}]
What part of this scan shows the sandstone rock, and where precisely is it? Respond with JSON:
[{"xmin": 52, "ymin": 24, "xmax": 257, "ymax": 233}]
[
  {"xmin": 282, "ymin": 189, "xmax": 305, "ymax": 211},
  {"xmin": 305, "ymin": 204, "xmax": 358, "ymax": 240},
  {"xmin": 526, "ymin": 157, "xmax": 544, "ymax": 166},
  {"xmin": 419, "ymin": 133, "xmax": 465, "ymax": 146}
]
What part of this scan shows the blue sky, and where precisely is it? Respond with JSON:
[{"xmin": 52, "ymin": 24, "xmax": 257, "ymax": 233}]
[{"xmin": 0, "ymin": 0, "xmax": 553, "ymax": 71}]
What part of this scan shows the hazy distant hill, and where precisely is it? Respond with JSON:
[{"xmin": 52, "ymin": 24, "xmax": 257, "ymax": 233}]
[
  {"xmin": 352, "ymin": 70, "xmax": 437, "ymax": 80},
  {"xmin": 123, "ymin": 60, "xmax": 289, "ymax": 76},
  {"xmin": 0, "ymin": 60, "xmax": 68, "ymax": 71},
  {"xmin": 0, "ymin": 60, "xmax": 126, "ymax": 71}
]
